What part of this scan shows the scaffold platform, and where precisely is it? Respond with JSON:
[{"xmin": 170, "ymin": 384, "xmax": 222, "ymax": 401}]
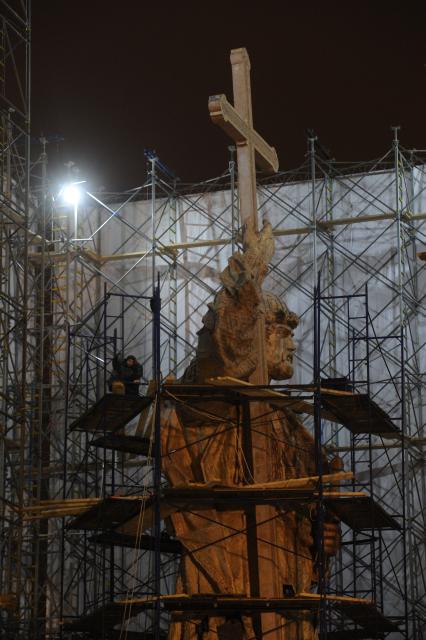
[
  {"xmin": 89, "ymin": 531, "xmax": 182, "ymax": 553},
  {"xmin": 327, "ymin": 631, "xmax": 385, "ymax": 640},
  {"xmin": 333, "ymin": 599, "xmax": 400, "ymax": 633},
  {"xmin": 162, "ymin": 382, "xmax": 399, "ymax": 436},
  {"xmin": 69, "ymin": 393, "xmax": 152, "ymax": 432},
  {"xmin": 162, "ymin": 381, "xmax": 321, "ymax": 411},
  {"xmin": 163, "ymin": 487, "xmax": 400, "ymax": 531},
  {"xmin": 67, "ymin": 485, "xmax": 400, "ymax": 536},
  {"xmin": 62, "ymin": 601, "xmax": 147, "ymax": 634},
  {"xmin": 322, "ymin": 393, "xmax": 400, "ymax": 436},
  {"xmin": 67, "ymin": 488, "xmax": 325, "ymax": 533},
  {"xmin": 92, "ymin": 433, "xmax": 153, "ymax": 456},
  {"xmin": 324, "ymin": 495, "xmax": 401, "ymax": 530},
  {"xmin": 64, "ymin": 593, "xmax": 398, "ymax": 636},
  {"xmin": 67, "ymin": 496, "xmax": 149, "ymax": 531},
  {"xmin": 88, "ymin": 633, "xmax": 165, "ymax": 640}
]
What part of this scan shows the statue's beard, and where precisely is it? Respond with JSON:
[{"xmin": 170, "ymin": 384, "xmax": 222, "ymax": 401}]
[{"xmin": 268, "ymin": 353, "xmax": 294, "ymax": 381}]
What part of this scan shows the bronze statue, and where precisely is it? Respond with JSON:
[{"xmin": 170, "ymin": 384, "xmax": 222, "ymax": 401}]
[{"xmin": 161, "ymin": 220, "xmax": 340, "ymax": 640}]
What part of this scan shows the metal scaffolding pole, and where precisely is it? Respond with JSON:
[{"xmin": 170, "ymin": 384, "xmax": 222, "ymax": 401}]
[{"xmin": 0, "ymin": 1, "xmax": 32, "ymax": 636}]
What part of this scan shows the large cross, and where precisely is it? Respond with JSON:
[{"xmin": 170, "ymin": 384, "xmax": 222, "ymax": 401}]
[
  {"xmin": 208, "ymin": 48, "xmax": 284, "ymax": 640},
  {"xmin": 209, "ymin": 47, "xmax": 278, "ymax": 385},
  {"xmin": 208, "ymin": 47, "xmax": 278, "ymax": 236}
]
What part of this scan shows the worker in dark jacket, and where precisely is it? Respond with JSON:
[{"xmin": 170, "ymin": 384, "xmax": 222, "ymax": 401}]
[{"xmin": 109, "ymin": 354, "xmax": 143, "ymax": 395}]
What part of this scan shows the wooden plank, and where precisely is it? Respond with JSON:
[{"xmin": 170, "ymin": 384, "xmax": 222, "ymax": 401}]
[
  {"xmin": 24, "ymin": 497, "xmax": 100, "ymax": 509},
  {"xmin": 23, "ymin": 497, "xmax": 101, "ymax": 520},
  {"xmin": 162, "ymin": 486, "xmax": 366, "ymax": 510},
  {"xmin": 118, "ymin": 592, "xmax": 371, "ymax": 610},
  {"xmin": 209, "ymin": 376, "xmax": 354, "ymax": 397},
  {"xmin": 176, "ymin": 472, "xmax": 353, "ymax": 492},
  {"xmin": 67, "ymin": 496, "xmax": 150, "ymax": 531}
]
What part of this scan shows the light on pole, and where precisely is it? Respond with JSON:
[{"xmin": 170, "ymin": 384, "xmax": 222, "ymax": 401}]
[{"xmin": 60, "ymin": 181, "xmax": 84, "ymax": 239}]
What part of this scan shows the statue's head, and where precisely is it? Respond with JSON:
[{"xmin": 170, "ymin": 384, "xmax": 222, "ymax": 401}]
[
  {"xmin": 184, "ymin": 288, "xmax": 299, "ymax": 385},
  {"xmin": 263, "ymin": 292, "xmax": 299, "ymax": 380}
]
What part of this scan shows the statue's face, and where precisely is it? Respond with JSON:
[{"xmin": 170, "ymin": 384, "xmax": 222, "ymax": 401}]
[{"xmin": 265, "ymin": 322, "xmax": 296, "ymax": 380}]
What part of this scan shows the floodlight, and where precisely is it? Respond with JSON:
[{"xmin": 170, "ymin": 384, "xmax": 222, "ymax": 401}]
[{"xmin": 62, "ymin": 183, "xmax": 81, "ymax": 206}]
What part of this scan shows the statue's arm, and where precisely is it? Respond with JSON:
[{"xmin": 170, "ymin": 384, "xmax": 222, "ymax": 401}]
[
  {"xmin": 288, "ymin": 411, "xmax": 341, "ymax": 559},
  {"xmin": 220, "ymin": 218, "xmax": 274, "ymax": 298}
]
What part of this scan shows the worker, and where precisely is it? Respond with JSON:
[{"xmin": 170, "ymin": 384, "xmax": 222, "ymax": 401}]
[{"xmin": 109, "ymin": 354, "xmax": 143, "ymax": 396}]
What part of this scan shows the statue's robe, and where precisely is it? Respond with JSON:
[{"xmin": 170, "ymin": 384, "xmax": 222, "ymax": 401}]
[
  {"xmin": 161, "ymin": 398, "xmax": 323, "ymax": 640},
  {"xmin": 159, "ymin": 242, "xmax": 327, "ymax": 640}
]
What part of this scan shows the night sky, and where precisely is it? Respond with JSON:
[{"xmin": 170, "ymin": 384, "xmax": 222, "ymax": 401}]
[{"xmin": 32, "ymin": 1, "xmax": 426, "ymax": 192}]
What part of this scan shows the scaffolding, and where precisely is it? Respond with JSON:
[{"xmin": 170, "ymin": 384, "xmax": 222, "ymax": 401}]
[
  {"xmin": 0, "ymin": 0, "xmax": 32, "ymax": 635},
  {"xmin": 1, "ymin": 131, "xmax": 426, "ymax": 636},
  {"xmin": 54, "ymin": 275, "xmax": 412, "ymax": 639},
  {"xmin": 16, "ymin": 139, "xmax": 425, "ymax": 636}
]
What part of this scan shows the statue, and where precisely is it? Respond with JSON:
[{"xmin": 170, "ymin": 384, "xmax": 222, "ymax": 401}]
[{"xmin": 161, "ymin": 220, "xmax": 340, "ymax": 640}]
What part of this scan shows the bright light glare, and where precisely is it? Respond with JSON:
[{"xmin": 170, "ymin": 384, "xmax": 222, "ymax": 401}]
[{"xmin": 62, "ymin": 183, "xmax": 81, "ymax": 206}]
